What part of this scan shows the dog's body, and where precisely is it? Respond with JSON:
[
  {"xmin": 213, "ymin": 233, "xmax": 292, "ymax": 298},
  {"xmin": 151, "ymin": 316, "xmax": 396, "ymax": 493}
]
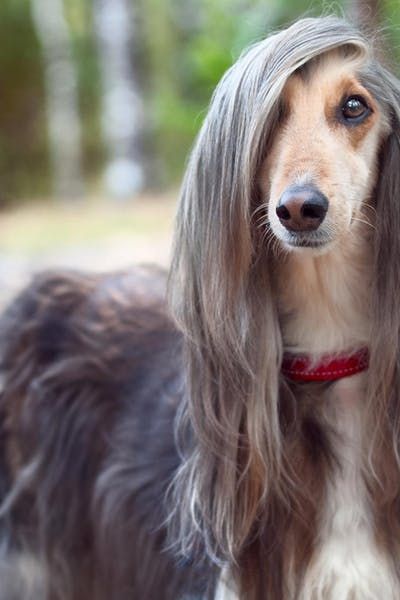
[
  {"xmin": 2, "ymin": 15, "xmax": 400, "ymax": 600},
  {"xmin": 0, "ymin": 269, "xmax": 215, "ymax": 600}
]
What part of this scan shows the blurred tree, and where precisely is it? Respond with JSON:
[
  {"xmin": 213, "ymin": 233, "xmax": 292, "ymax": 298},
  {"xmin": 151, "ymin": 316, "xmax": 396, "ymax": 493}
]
[
  {"xmin": 0, "ymin": 0, "xmax": 47, "ymax": 204},
  {"xmin": 63, "ymin": 0, "xmax": 104, "ymax": 190},
  {"xmin": 31, "ymin": 0, "xmax": 84, "ymax": 199},
  {"xmin": 93, "ymin": 0, "xmax": 146, "ymax": 199}
]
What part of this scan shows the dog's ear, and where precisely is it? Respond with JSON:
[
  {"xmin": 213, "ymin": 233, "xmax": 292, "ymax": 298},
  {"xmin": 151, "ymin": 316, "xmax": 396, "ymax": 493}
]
[
  {"xmin": 367, "ymin": 113, "xmax": 400, "ymax": 526},
  {"xmin": 168, "ymin": 45, "xmax": 284, "ymax": 565},
  {"xmin": 170, "ymin": 66, "xmax": 259, "ymax": 338},
  {"xmin": 370, "ymin": 124, "xmax": 400, "ymax": 393}
]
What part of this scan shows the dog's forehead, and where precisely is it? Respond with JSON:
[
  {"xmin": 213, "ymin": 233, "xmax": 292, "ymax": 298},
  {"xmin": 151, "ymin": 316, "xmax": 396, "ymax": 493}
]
[{"xmin": 283, "ymin": 51, "xmax": 368, "ymax": 105}]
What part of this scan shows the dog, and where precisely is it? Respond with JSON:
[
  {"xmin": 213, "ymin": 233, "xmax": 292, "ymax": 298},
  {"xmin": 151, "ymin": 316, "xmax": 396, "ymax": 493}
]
[{"xmin": 1, "ymin": 14, "xmax": 400, "ymax": 600}]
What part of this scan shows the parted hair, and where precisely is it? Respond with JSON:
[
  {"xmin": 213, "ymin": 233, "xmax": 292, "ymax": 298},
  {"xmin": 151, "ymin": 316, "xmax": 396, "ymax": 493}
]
[{"xmin": 169, "ymin": 14, "xmax": 400, "ymax": 593}]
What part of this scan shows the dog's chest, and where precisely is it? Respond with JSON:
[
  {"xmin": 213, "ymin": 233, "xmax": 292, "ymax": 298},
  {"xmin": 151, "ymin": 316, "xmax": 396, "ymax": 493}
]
[
  {"xmin": 297, "ymin": 375, "xmax": 396, "ymax": 600},
  {"xmin": 215, "ymin": 374, "xmax": 398, "ymax": 600},
  {"xmin": 275, "ymin": 246, "xmax": 372, "ymax": 356},
  {"xmin": 215, "ymin": 376, "xmax": 397, "ymax": 600}
]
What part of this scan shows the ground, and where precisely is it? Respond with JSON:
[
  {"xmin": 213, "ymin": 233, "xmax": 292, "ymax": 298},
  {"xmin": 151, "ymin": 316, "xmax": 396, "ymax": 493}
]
[{"xmin": 0, "ymin": 192, "xmax": 176, "ymax": 308}]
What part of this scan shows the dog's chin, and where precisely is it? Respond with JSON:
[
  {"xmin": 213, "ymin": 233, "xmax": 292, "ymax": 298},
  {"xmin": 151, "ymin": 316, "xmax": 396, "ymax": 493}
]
[{"xmin": 275, "ymin": 230, "xmax": 334, "ymax": 255}]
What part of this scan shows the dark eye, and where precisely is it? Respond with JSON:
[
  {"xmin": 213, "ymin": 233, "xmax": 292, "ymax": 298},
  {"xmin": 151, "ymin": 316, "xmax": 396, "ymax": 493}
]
[{"xmin": 341, "ymin": 96, "xmax": 370, "ymax": 123}]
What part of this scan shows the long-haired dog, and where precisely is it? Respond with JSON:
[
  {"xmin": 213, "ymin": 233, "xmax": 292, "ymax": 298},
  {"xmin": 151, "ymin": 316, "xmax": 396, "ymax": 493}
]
[{"xmin": 1, "ymin": 15, "xmax": 400, "ymax": 600}]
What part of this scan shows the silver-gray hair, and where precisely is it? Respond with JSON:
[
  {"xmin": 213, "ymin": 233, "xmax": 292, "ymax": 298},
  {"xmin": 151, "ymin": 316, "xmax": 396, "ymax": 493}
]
[{"xmin": 168, "ymin": 13, "xmax": 400, "ymax": 595}]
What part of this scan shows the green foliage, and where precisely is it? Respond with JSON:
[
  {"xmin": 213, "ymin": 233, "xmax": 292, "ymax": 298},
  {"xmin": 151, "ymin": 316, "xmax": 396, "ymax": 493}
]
[
  {"xmin": 382, "ymin": 0, "xmax": 400, "ymax": 69},
  {"xmin": 0, "ymin": 0, "xmax": 48, "ymax": 202}
]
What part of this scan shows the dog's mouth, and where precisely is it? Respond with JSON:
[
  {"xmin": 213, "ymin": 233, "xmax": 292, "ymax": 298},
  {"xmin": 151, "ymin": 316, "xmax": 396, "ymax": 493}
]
[{"xmin": 279, "ymin": 230, "xmax": 333, "ymax": 250}]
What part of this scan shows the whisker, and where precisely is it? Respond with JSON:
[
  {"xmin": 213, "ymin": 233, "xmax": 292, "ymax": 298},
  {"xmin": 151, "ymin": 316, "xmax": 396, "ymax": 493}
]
[
  {"xmin": 252, "ymin": 202, "xmax": 269, "ymax": 218},
  {"xmin": 352, "ymin": 216, "xmax": 376, "ymax": 231}
]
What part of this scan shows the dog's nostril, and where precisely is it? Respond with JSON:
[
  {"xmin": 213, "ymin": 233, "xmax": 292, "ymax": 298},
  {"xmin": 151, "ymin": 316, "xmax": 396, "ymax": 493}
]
[
  {"xmin": 276, "ymin": 205, "xmax": 291, "ymax": 220},
  {"xmin": 301, "ymin": 201, "xmax": 327, "ymax": 220}
]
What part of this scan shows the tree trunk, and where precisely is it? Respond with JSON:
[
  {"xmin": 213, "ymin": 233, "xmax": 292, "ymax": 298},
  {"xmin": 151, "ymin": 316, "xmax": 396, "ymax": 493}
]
[
  {"xmin": 31, "ymin": 0, "xmax": 84, "ymax": 199},
  {"xmin": 93, "ymin": 0, "xmax": 146, "ymax": 200}
]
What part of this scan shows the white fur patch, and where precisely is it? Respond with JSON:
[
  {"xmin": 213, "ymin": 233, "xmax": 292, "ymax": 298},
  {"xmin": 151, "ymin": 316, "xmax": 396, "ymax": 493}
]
[
  {"xmin": 0, "ymin": 551, "xmax": 47, "ymax": 600},
  {"xmin": 215, "ymin": 568, "xmax": 238, "ymax": 600},
  {"xmin": 298, "ymin": 375, "xmax": 397, "ymax": 600}
]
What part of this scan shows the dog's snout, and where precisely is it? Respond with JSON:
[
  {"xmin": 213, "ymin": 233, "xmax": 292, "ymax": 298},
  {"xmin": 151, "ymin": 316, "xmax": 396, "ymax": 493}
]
[{"xmin": 276, "ymin": 185, "xmax": 328, "ymax": 232}]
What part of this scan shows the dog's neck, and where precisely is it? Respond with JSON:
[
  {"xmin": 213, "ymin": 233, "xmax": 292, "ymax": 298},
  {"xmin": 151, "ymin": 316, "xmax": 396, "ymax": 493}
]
[{"xmin": 275, "ymin": 227, "xmax": 372, "ymax": 357}]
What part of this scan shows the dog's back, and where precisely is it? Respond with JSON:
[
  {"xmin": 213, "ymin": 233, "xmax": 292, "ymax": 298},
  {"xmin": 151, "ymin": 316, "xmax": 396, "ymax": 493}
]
[{"xmin": 0, "ymin": 268, "xmax": 212, "ymax": 600}]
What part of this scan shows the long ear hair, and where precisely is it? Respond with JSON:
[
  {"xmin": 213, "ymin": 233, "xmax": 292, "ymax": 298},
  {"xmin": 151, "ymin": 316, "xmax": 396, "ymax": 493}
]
[
  {"xmin": 361, "ymin": 61, "xmax": 400, "ymax": 555},
  {"xmin": 168, "ymin": 16, "xmax": 369, "ymax": 565},
  {"xmin": 369, "ymin": 82, "xmax": 400, "ymax": 408}
]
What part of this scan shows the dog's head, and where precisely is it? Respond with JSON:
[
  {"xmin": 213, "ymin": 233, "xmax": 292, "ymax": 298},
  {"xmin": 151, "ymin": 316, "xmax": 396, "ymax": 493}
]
[
  {"xmin": 260, "ymin": 49, "xmax": 390, "ymax": 253},
  {"xmin": 173, "ymin": 17, "xmax": 400, "ymax": 291}
]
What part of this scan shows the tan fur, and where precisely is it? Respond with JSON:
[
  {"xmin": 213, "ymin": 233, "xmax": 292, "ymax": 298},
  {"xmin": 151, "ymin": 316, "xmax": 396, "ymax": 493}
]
[
  {"xmin": 260, "ymin": 52, "xmax": 388, "ymax": 268},
  {"xmin": 259, "ymin": 51, "xmax": 389, "ymax": 357}
]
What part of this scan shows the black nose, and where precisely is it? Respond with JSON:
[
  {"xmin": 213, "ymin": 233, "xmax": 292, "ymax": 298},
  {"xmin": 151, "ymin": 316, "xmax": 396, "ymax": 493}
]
[{"xmin": 276, "ymin": 185, "xmax": 328, "ymax": 232}]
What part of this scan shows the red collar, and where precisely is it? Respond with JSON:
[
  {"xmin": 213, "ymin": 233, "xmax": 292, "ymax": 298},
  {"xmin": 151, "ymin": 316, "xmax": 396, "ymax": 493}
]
[{"xmin": 281, "ymin": 347, "xmax": 369, "ymax": 382}]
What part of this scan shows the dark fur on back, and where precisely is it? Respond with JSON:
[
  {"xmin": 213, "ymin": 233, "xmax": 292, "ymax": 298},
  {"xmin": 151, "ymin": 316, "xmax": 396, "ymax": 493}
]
[{"xmin": 0, "ymin": 268, "xmax": 214, "ymax": 599}]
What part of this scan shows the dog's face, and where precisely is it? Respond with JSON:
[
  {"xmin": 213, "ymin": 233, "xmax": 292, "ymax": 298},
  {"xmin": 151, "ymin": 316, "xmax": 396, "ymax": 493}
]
[{"xmin": 259, "ymin": 50, "xmax": 390, "ymax": 253}]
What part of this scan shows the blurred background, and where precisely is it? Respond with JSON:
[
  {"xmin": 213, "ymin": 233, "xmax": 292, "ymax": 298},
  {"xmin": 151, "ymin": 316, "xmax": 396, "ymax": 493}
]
[{"xmin": 0, "ymin": 0, "xmax": 398, "ymax": 306}]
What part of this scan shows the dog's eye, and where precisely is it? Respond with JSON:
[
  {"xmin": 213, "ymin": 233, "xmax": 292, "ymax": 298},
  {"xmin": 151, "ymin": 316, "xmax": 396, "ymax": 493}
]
[{"xmin": 341, "ymin": 96, "xmax": 370, "ymax": 122}]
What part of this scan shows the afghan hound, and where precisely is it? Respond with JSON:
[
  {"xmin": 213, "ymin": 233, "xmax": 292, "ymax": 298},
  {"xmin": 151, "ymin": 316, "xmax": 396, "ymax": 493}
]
[{"xmin": 1, "ymin": 14, "xmax": 400, "ymax": 600}]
